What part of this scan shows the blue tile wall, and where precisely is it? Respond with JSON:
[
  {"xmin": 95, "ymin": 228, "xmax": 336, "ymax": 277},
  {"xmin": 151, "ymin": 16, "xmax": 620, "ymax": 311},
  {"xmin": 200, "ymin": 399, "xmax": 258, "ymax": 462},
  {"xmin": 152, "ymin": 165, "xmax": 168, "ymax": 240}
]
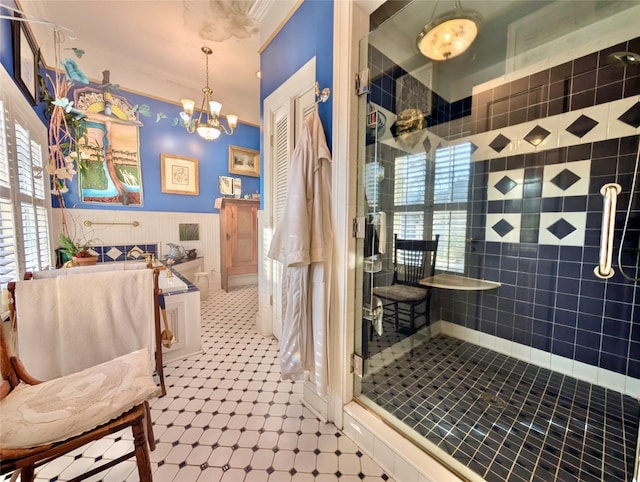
[{"xmin": 366, "ymin": 38, "xmax": 640, "ymax": 378}]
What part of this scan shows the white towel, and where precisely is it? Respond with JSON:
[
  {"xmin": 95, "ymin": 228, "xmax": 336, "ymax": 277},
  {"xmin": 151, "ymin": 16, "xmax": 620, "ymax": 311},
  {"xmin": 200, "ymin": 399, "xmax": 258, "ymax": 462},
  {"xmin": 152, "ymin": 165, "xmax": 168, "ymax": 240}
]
[
  {"xmin": 377, "ymin": 212, "xmax": 387, "ymax": 254},
  {"xmin": 16, "ymin": 278, "xmax": 61, "ymax": 380},
  {"xmin": 32, "ymin": 262, "xmax": 148, "ymax": 279},
  {"xmin": 16, "ymin": 270, "xmax": 154, "ymax": 381}
]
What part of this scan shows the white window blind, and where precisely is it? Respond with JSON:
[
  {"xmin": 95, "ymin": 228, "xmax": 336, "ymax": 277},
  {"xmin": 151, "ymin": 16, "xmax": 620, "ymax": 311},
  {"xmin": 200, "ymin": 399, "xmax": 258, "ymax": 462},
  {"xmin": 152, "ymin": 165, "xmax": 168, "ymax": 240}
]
[
  {"xmin": 434, "ymin": 143, "xmax": 471, "ymax": 203},
  {"xmin": 433, "ymin": 142, "xmax": 471, "ymax": 273},
  {"xmin": 394, "ymin": 153, "xmax": 426, "ymax": 205},
  {"xmin": 0, "ymin": 65, "xmax": 51, "ymax": 289},
  {"xmin": 364, "ymin": 161, "xmax": 383, "ymax": 210},
  {"xmin": 393, "ymin": 154, "xmax": 427, "ymax": 263},
  {"xmin": 393, "ymin": 211, "xmax": 425, "ymax": 240},
  {"xmin": 433, "ymin": 211, "xmax": 467, "ymax": 272}
]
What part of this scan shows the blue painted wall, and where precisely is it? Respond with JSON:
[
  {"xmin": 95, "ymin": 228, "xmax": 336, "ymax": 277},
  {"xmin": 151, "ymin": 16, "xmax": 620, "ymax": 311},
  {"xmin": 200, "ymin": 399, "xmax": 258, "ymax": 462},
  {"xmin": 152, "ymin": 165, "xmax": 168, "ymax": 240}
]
[
  {"xmin": 53, "ymin": 84, "xmax": 259, "ymax": 213},
  {"xmin": 0, "ymin": 3, "xmax": 260, "ymax": 214},
  {"xmin": 0, "ymin": 3, "xmax": 17, "ymax": 78},
  {"xmin": 259, "ymin": 0, "xmax": 334, "ymax": 196}
]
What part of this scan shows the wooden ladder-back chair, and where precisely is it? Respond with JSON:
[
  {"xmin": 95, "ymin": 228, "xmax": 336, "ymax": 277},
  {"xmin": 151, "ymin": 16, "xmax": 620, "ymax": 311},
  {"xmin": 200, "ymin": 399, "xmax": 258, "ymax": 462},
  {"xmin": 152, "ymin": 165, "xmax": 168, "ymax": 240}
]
[
  {"xmin": 8, "ymin": 265, "xmax": 166, "ymax": 396},
  {"xmin": 372, "ymin": 234, "xmax": 439, "ymax": 334},
  {"xmin": 0, "ymin": 323, "xmax": 159, "ymax": 481}
]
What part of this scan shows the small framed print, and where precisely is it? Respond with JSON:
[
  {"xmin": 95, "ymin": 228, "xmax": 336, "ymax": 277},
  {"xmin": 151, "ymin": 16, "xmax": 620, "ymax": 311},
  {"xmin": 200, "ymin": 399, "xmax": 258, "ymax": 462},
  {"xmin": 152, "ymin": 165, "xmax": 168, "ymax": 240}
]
[
  {"xmin": 160, "ymin": 154, "xmax": 199, "ymax": 195},
  {"xmin": 11, "ymin": 17, "xmax": 38, "ymax": 105},
  {"xmin": 219, "ymin": 176, "xmax": 234, "ymax": 195},
  {"xmin": 228, "ymin": 146, "xmax": 259, "ymax": 177}
]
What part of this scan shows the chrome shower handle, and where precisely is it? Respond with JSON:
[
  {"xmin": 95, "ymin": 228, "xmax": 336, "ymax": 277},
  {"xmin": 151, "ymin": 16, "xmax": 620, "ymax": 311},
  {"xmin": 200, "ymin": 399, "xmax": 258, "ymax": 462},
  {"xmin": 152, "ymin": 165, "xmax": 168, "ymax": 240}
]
[{"xmin": 594, "ymin": 183, "xmax": 621, "ymax": 279}]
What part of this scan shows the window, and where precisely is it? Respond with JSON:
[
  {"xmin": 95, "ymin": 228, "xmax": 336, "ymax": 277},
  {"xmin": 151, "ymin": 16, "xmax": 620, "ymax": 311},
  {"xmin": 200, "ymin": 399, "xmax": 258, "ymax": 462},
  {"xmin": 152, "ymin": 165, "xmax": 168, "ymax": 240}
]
[
  {"xmin": 394, "ymin": 153, "xmax": 426, "ymax": 206},
  {"xmin": 433, "ymin": 142, "xmax": 471, "ymax": 273},
  {"xmin": 0, "ymin": 65, "xmax": 51, "ymax": 289},
  {"xmin": 393, "ymin": 154, "xmax": 426, "ymax": 263},
  {"xmin": 364, "ymin": 161, "xmax": 383, "ymax": 210}
]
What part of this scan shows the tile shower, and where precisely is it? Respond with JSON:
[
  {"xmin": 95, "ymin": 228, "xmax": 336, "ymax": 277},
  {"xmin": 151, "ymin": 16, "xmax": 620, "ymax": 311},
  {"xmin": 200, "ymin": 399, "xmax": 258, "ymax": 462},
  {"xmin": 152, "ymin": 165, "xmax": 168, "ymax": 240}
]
[{"xmin": 354, "ymin": 3, "xmax": 640, "ymax": 481}]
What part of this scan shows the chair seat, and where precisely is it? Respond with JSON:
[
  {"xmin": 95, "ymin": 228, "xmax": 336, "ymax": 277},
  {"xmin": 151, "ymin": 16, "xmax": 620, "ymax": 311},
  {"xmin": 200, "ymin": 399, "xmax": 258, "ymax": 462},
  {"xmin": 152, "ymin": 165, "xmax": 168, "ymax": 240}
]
[
  {"xmin": 0, "ymin": 349, "xmax": 159, "ymax": 451},
  {"xmin": 373, "ymin": 284, "xmax": 428, "ymax": 302}
]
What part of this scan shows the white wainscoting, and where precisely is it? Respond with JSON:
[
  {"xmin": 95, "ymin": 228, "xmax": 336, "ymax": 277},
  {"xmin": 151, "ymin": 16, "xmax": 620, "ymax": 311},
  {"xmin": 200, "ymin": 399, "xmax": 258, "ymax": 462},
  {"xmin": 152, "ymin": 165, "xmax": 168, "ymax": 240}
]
[{"xmin": 50, "ymin": 208, "xmax": 223, "ymax": 288}]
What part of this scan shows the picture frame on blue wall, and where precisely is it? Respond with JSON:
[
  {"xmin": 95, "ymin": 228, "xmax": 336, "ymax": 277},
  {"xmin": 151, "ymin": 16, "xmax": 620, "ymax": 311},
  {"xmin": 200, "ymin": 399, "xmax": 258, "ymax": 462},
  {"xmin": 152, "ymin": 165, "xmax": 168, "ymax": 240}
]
[
  {"xmin": 219, "ymin": 176, "xmax": 234, "ymax": 196},
  {"xmin": 160, "ymin": 154, "xmax": 199, "ymax": 195},
  {"xmin": 11, "ymin": 17, "xmax": 38, "ymax": 106},
  {"xmin": 229, "ymin": 146, "xmax": 260, "ymax": 177}
]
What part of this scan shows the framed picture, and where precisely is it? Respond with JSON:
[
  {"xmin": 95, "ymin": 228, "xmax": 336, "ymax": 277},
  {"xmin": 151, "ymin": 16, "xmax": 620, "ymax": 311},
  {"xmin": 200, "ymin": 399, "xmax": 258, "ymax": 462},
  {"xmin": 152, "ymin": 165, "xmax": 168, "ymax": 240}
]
[
  {"xmin": 219, "ymin": 176, "xmax": 234, "ymax": 195},
  {"xmin": 179, "ymin": 223, "xmax": 200, "ymax": 241},
  {"xmin": 228, "ymin": 146, "xmax": 260, "ymax": 177},
  {"xmin": 11, "ymin": 18, "xmax": 38, "ymax": 105},
  {"xmin": 160, "ymin": 154, "xmax": 199, "ymax": 195}
]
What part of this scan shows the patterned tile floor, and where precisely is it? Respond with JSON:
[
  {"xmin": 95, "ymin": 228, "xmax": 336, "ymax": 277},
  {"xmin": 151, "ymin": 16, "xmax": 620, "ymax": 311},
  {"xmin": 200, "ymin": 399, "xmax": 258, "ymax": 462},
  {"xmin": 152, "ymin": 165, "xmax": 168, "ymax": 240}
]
[
  {"xmin": 8, "ymin": 285, "xmax": 394, "ymax": 482},
  {"xmin": 361, "ymin": 334, "xmax": 640, "ymax": 482}
]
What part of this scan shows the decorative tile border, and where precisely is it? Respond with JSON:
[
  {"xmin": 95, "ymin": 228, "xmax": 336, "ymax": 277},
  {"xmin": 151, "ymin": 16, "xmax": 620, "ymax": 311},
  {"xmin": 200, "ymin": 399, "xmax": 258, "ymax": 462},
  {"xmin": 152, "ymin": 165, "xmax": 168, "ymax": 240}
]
[
  {"xmin": 451, "ymin": 96, "xmax": 640, "ymax": 163},
  {"xmin": 89, "ymin": 243, "xmax": 160, "ymax": 263}
]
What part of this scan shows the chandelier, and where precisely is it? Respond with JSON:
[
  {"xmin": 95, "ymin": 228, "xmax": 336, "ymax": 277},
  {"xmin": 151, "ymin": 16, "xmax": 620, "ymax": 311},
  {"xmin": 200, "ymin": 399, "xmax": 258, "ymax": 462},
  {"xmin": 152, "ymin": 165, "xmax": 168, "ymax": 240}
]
[
  {"xmin": 180, "ymin": 47, "xmax": 238, "ymax": 141},
  {"xmin": 416, "ymin": 0, "xmax": 482, "ymax": 61}
]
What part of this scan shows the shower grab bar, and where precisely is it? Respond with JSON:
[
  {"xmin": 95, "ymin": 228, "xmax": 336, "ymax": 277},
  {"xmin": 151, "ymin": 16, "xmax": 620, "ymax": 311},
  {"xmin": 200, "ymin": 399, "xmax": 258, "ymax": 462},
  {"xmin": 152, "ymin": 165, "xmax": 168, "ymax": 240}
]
[
  {"xmin": 594, "ymin": 183, "xmax": 621, "ymax": 279},
  {"xmin": 84, "ymin": 220, "xmax": 140, "ymax": 227}
]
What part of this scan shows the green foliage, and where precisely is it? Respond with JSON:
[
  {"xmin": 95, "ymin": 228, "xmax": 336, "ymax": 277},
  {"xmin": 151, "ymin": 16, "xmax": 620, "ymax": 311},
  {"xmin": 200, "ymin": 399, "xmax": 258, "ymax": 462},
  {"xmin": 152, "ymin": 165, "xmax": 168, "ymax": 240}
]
[{"xmin": 58, "ymin": 233, "xmax": 92, "ymax": 258}]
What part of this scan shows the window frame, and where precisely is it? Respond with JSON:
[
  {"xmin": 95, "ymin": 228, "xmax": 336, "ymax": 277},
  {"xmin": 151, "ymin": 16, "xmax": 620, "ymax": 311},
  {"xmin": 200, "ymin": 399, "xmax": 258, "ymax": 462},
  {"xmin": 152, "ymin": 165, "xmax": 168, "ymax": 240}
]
[{"xmin": 0, "ymin": 65, "xmax": 52, "ymax": 290}]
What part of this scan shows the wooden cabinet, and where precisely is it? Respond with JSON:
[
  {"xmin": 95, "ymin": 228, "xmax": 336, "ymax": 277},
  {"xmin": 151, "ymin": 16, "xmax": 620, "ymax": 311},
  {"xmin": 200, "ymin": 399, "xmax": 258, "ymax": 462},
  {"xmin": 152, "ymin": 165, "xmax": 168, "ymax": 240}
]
[{"xmin": 219, "ymin": 198, "xmax": 259, "ymax": 291}]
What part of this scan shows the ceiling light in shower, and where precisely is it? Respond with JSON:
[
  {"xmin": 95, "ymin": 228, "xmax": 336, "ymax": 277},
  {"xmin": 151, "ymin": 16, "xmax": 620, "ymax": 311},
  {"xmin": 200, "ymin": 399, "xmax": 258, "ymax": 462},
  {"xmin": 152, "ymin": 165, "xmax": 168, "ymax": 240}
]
[{"xmin": 417, "ymin": 0, "xmax": 482, "ymax": 61}]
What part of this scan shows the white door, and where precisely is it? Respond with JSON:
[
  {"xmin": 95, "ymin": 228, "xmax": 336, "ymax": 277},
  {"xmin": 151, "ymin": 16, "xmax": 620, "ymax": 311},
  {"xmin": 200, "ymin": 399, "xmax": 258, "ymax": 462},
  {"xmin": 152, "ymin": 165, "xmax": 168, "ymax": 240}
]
[{"xmin": 260, "ymin": 58, "xmax": 316, "ymax": 340}]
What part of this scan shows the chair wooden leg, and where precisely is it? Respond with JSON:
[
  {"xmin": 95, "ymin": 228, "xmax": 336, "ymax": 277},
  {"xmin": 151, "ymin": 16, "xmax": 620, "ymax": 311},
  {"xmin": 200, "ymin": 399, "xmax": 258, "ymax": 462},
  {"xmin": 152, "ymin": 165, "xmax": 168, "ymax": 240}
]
[
  {"xmin": 410, "ymin": 304, "xmax": 416, "ymax": 333},
  {"xmin": 144, "ymin": 401, "xmax": 156, "ymax": 451},
  {"xmin": 132, "ymin": 417, "xmax": 153, "ymax": 482},
  {"xmin": 155, "ymin": 348, "xmax": 166, "ymax": 397},
  {"xmin": 19, "ymin": 466, "xmax": 35, "ymax": 482},
  {"xmin": 394, "ymin": 302, "xmax": 399, "ymax": 331}
]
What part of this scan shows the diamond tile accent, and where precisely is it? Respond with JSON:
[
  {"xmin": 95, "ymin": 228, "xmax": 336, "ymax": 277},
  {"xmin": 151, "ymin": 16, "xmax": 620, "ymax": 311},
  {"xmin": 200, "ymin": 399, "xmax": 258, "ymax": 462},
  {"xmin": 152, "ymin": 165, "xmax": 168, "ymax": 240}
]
[
  {"xmin": 550, "ymin": 169, "xmax": 581, "ymax": 191},
  {"xmin": 546, "ymin": 218, "xmax": 577, "ymax": 240},
  {"xmin": 105, "ymin": 246, "xmax": 123, "ymax": 260},
  {"xmin": 565, "ymin": 114, "xmax": 598, "ymax": 138},
  {"xmin": 492, "ymin": 219, "xmax": 515, "ymax": 237},
  {"xmin": 469, "ymin": 142, "xmax": 478, "ymax": 154},
  {"xmin": 127, "ymin": 245, "xmax": 144, "ymax": 259},
  {"xmin": 489, "ymin": 134, "xmax": 511, "ymax": 153},
  {"xmin": 618, "ymin": 102, "xmax": 640, "ymax": 128},
  {"xmin": 494, "ymin": 176, "xmax": 518, "ymax": 195},
  {"xmin": 524, "ymin": 125, "xmax": 551, "ymax": 146},
  {"xmin": 423, "ymin": 136, "xmax": 432, "ymax": 153}
]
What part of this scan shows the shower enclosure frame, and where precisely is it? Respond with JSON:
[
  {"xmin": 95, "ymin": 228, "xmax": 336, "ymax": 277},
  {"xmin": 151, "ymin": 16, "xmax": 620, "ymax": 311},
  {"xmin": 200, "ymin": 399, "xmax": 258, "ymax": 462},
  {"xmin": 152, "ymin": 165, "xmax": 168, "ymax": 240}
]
[{"xmin": 352, "ymin": 2, "xmax": 640, "ymax": 481}]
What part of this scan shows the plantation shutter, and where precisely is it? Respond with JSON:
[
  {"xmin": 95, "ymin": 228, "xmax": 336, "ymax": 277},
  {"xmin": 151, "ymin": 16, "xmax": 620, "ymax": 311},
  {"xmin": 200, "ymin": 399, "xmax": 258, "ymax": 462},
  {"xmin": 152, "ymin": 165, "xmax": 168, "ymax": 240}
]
[
  {"xmin": 0, "ymin": 98, "xmax": 16, "ymax": 287},
  {"xmin": 433, "ymin": 142, "xmax": 471, "ymax": 273},
  {"xmin": 0, "ymin": 64, "xmax": 51, "ymax": 289},
  {"xmin": 394, "ymin": 153, "xmax": 426, "ymax": 206}
]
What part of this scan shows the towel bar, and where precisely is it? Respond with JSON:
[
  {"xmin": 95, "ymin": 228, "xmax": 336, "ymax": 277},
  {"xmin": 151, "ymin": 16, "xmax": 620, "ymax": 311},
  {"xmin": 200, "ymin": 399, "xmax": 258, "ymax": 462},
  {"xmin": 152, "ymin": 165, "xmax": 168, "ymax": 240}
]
[{"xmin": 84, "ymin": 220, "xmax": 140, "ymax": 227}]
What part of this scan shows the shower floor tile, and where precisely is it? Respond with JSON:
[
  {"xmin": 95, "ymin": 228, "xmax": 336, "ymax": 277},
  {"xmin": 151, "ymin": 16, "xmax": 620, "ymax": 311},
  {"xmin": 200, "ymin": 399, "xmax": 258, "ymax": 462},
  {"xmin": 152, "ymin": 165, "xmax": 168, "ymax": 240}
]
[{"xmin": 361, "ymin": 334, "xmax": 640, "ymax": 482}]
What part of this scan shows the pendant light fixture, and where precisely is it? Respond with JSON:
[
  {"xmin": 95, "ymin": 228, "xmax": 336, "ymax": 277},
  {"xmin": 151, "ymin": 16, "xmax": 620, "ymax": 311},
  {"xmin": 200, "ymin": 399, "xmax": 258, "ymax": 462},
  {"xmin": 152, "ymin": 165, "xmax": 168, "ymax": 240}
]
[
  {"xmin": 180, "ymin": 46, "xmax": 238, "ymax": 141},
  {"xmin": 416, "ymin": 0, "xmax": 482, "ymax": 61}
]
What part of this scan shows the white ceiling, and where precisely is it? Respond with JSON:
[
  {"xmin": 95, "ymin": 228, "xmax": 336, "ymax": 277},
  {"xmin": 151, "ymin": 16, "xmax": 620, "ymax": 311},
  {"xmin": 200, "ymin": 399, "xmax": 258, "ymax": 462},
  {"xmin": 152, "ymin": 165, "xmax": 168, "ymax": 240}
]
[{"xmin": 15, "ymin": 0, "xmax": 263, "ymax": 126}]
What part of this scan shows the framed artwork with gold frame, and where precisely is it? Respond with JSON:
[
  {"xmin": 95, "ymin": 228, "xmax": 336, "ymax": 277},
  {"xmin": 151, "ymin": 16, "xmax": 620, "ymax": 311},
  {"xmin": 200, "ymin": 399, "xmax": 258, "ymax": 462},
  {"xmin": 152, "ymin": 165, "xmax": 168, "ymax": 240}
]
[
  {"xmin": 160, "ymin": 154, "xmax": 199, "ymax": 195},
  {"xmin": 228, "ymin": 146, "xmax": 259, "ymax": 177}
]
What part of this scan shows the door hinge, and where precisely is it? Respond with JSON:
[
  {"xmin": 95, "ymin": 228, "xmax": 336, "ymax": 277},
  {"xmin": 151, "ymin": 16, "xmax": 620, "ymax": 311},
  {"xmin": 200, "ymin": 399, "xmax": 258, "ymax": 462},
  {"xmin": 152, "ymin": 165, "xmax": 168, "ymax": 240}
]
[
  {"xmin": 352, "ymin": 217, "xmax": 365, "ymax": 238},
  {"xmin": 351, "ymin": 353, "xmax": 363, "ymax": 377},
  {"xmin": 270, "ymin": 134, "xmax": 274, "ymax": 147},
  {"xmin": 269, "ymin": 295, "xmax": 273, "ymax": 306}
]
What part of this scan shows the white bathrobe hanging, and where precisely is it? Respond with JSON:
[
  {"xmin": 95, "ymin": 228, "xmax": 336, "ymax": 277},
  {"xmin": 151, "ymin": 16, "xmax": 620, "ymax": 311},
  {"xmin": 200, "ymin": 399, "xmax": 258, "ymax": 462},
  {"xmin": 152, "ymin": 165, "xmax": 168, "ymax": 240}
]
[{"xmin": 267, "ymin": 107, "xmax": 332, "ymax": 395}]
